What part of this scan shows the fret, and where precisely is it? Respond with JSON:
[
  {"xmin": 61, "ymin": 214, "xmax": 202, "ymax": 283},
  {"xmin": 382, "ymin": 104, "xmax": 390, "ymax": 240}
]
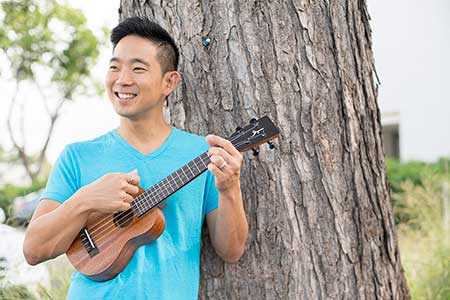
[
  {"xmin": 131, "ymin": 199, "xmax": 142, "ymax": 215},
  {"xmin": 157, "ymin": 180, "xmax": 167, "ymax": 199},
  {"xmin": 168, "ymin": 174, "xmax": 177, "ymax": 190},
  {"xmin": 174, "ymin": 170, "xmax": 184, "ymax": 185},
  {"xmin": 192, "ymin": 158, "xmax": 202, "ymax": 173},
  {"xmin": 191, "ymin": 160, "xmax": 201, "ymax": 175},
  {"xmin": 186, "ymin": 163, "xmax": 195, "ymax": 177},
  {"xmin": 167, "ymin": 177, "xmax": 176, "ymax": 192},
  {"xmin": 135, "ymin": 197, "xmax": 145, "ymax": 214},
  {"xmin": 180, "ymin": 167, "xmax": 189, "ymax": 182},
  {"xmin": 200, "ymin": 153, "xmax": 211, "ymax": 167}
]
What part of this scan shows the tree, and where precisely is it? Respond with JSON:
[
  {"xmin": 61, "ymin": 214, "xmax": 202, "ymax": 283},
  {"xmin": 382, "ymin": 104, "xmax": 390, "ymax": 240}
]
[
  {"xmin": 0, "ymin": 0, "xmax": 104, "ymax": 183},
  {"xmin": 119, "ymin": 1, "xmax": 410, "ymax": 299}
]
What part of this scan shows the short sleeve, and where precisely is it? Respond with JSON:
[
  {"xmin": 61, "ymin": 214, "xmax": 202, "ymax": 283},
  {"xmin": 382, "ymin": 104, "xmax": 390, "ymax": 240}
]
[
  {"xmin": 203, "ymin": 170, "xmax": 219, "ymax": 218},
  {"xmin": 40, "ymin": 145, "xmax": 79, "ymax": 204}
]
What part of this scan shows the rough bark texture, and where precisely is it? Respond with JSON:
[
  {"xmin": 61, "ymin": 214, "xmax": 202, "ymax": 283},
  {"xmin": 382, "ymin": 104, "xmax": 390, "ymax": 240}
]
[{"xmin": 119, "ymin": 1, "xmax": 410, "ymax": 299}]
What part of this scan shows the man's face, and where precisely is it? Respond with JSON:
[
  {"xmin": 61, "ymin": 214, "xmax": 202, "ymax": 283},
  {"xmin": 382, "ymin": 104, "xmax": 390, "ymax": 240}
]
[{"xmin": 105, "ymin": 35, "xmax": 166, "ymax": 120}]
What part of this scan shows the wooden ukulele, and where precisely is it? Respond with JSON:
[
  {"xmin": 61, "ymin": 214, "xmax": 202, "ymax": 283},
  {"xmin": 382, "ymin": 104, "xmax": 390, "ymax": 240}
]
[{"xmin": 66, "ymin": 116, "xmax": 280, "ymax": 281}]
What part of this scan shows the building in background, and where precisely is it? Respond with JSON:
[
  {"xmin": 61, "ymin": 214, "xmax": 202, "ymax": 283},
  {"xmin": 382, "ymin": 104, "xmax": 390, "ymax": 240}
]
[{"xmin": 369, "ymin": 0, "xmax": 450, "ymax": 161}]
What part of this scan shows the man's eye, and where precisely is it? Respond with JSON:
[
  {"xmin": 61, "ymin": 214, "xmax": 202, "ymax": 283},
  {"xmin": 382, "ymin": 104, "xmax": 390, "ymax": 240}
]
[
  {"xmin": 134, "ymin": 67, "xmax": 145, "ymax": 71},
  {"xmin": 109, "ymin": 65, "xmax": 118, "ymax": 70}
]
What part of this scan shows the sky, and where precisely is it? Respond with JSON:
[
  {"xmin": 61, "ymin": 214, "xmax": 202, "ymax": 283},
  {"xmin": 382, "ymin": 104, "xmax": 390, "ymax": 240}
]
[{"xmin": 1, "ymin": 0, "xmax": 121, "ymax": 164}]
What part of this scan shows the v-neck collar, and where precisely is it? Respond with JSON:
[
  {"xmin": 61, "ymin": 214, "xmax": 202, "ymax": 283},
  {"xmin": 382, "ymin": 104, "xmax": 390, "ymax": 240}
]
[{"xmin": 110, "ymin": 127, "xmax": 177, "ymax": 161}]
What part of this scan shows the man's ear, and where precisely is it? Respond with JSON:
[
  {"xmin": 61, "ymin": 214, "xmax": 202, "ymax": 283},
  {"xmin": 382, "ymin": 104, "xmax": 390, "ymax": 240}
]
[{"xmin": 163, "ymin": 71, "xmax": 181, "ymax": 97}]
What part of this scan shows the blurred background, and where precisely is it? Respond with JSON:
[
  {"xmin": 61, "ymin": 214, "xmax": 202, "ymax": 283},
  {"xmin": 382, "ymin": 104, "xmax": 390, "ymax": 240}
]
[{"xmin": 0, "ymin": 0, "xmax": 449, "ymax": 299}]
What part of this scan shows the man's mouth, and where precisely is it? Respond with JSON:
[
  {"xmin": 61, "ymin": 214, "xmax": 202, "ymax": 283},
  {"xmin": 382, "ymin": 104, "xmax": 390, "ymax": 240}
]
[{"xmin": 115, "ymin": 92, "xmax": 137, "ymax": 100}]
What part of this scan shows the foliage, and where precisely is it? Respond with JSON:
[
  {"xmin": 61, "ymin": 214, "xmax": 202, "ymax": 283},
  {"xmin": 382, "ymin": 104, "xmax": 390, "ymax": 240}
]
[
  {"xmin": 0, "ymin": 257, "xmax": 36, "ymax": 300},
  {"xmin": 386, "ymin": 158, "xmax": 450, "ymax": 224},
  {"xmin": 395, "ymin": 178, "xmax": 450, "ymax": 300},
  {"xmin": 0, "ymin": 180, "xmax": 46, "ymax": 222},
  {"xmin": 386, "ymin": 158, "xmax": 450, "ymax": 194},
  {"xmin": 37, "ymin": 257, "xmax": 73, "ymax": 300},
  {"xmin": 0, "ymin": 0, "xmax": 102, "ymax": 90},
  {"xmin": 0, "ymin": 257, "xmax": 5, "ymax": 281},
  {"xmin": 0, "ymin": 0, "xmax": 106, "ymax": 182},
  {"xmin": 0, "ymin": 285, "xmax": 36, "ymax": 300}
]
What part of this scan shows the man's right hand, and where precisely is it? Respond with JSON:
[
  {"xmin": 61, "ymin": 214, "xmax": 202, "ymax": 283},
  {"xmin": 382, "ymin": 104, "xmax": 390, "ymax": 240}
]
[
  {"xmin": 23, "ymin": 169, "xmax": 141, "ymax": 265},
  {"xmin": 77, "ymin": 169, "xmax": 141, "ymax": 214}
]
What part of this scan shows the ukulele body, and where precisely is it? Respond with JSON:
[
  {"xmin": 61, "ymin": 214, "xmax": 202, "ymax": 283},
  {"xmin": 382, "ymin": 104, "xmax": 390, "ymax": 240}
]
[{"xmin": 66, "ymin": 206, "xmax": 165, "ymax": 282}]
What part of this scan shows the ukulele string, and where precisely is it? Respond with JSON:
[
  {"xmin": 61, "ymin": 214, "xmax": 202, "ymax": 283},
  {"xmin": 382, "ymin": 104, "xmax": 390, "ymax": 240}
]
[
  {"xmin": 83, "ymin": 137, "xmax": 253, "ymax": 245},
  {"xmin": 81, "ymin": 127, "xmax": 257, "ymax": 244},
  {"xmin": 83, "ymin": 126, "xmax": 256, "ymax": 239},
  {"xmin": 86, "ymin": 143, "xmax": 228, "ymax": 245},
  {"xmin": 84, "ymin": 152, "xmax": 212, "ymax": 242}
]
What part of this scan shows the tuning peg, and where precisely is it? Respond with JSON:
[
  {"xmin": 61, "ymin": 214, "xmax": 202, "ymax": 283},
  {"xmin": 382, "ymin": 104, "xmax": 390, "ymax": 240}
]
[
  {"xmin": 250, "ymin": 118, "xmax": 257, "ymax": 124},
  {"xmin": 252, "ymin": 148, "xmax": 260, "ymax": 156},
  {"xmin": 267, "ymin": 141, "xmax": 275, "ymax": 149}
]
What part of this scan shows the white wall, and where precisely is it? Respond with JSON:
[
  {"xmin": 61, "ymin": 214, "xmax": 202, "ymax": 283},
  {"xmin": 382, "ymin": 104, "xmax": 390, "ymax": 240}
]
[{"xmin": 368, "ymin": 0, "xmax": 450, "ymax": 161}]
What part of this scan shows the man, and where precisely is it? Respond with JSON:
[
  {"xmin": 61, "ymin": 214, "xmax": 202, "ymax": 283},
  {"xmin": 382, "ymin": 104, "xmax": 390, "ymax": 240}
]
[{"xmin": 23, "ymin": 17, "xmax": 248, "ymax": 300}]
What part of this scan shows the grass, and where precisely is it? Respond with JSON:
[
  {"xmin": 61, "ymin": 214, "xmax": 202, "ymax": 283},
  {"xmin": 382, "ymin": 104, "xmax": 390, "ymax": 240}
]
[
  {"xmin": 38, "ymin": 256, "xmax": 73, "ymax": 300},
  {"xmin": 395, "ymin": 178, "xmax": 450, "ymax": 300},
  {"xmin": 0, "ymin": 255, "xmax": 73, "ymax": 300}
]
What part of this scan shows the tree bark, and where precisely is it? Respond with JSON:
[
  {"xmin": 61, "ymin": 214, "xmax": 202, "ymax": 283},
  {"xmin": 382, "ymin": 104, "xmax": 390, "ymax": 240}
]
[{"xmin": 119, "ymin": 1, "xmax": 410, "ymax": 299}]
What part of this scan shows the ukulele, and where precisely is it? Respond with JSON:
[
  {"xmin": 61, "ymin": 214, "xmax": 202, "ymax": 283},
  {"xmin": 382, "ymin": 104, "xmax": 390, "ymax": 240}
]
[{"xmin": 66, "ymin": 116, "xmax": 280, "ymax": 281}]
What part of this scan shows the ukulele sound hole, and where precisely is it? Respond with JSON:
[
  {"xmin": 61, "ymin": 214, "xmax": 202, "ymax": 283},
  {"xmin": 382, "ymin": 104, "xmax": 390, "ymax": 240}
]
[{"xmin": 113, "ymin": 209, "xmax": 134, "ymax": 228}]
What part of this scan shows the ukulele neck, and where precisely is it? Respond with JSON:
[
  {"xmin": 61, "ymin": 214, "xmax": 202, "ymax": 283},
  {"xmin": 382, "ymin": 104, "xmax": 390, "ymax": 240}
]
[{"xmin": 131, "ymin": 152, "xmax": 211, "ymax": 217}]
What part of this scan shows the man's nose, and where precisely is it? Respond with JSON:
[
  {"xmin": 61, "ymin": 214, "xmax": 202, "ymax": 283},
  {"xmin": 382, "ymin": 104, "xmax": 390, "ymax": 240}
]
[{"xmin": 116, "ymin": 70, "xmax": 133, "ymax": 85}]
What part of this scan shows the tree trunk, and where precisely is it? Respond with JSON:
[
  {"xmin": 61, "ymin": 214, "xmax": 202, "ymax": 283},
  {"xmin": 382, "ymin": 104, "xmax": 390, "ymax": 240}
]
[{"xmin": 119, "ymin": 1, "xmax": 410, "ymax": 299}]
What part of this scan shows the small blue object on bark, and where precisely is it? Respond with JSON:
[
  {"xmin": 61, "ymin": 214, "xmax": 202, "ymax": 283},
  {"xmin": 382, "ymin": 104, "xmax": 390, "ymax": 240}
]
[{"xmin": 202, "ymin": 38, "xmax": 211, "ymax": 46}]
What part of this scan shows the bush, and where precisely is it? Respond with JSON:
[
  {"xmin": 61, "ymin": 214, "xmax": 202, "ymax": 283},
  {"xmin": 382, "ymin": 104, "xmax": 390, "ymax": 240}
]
[
  {"xmin": 396, "ymin": 178, "xmax": 450, "ymax": 300},
  {"xmin": 0, "ymin": 285, "xmax": 36, "ymax": 300},
  {"xmin": 386, "ymin": 158, "xmax": 450, "ymax": 194},
  {"xmin": 0, "ymin": 180, "xmax": 46, "ymax": 222},
  {"xmin": 0, "ymin": 257, "xmax": 36, "ymax": 300},
  {"xmin": 386, "ymin": 158, "xmax": 450, "ymax": 225}
]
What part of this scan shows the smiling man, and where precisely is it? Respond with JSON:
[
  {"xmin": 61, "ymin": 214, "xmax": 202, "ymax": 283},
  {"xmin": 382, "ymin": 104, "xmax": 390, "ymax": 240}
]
[{"xmin": 23, "ymin": 17, "xmax": 248, "ymax": 300}]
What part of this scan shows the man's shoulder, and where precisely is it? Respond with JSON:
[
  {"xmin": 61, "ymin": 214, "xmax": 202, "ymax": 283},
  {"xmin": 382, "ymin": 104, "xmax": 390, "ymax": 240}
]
[
  {"xmin": 173, "ymin": 127, "xmax": 205, "ymax": 141},
  {"xmin": 63, "ymin": 131, "xmax": 116, "ymax": 156},
  {"xmin": 172, "ymin": 127, "xmax": 209, "ymax": 150}
]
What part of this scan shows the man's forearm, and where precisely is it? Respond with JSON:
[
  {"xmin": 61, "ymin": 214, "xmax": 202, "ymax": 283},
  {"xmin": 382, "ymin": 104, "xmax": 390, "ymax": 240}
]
[
  {"xmin": 212, "ymin": 185, "xmax": 248, "ymax": 262},
  {"xmin": 23, "ymin": 194, "xmax": 90, "ymax": 265}
]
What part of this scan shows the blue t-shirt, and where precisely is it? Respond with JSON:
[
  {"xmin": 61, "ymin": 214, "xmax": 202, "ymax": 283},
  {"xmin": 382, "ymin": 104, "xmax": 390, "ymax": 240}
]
[{"xmin": 40, "ymin": 127, "xmax": 219, "ymax": 300}]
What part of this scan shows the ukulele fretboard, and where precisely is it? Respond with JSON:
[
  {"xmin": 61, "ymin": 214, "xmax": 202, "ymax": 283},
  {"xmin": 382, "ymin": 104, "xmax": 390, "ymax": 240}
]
[{"xmin": 131, "ymin": 152, "xmax": 211, "ymax": 217}]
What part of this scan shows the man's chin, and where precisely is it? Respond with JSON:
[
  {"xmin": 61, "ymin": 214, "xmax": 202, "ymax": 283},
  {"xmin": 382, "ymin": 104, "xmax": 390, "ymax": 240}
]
[{"xmin": 114, "ymin": 108, "xmax": 140, "ymax": 120}]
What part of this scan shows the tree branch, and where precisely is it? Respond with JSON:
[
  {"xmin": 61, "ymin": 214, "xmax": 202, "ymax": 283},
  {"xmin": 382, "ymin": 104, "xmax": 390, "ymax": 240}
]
[{"xmin": 7, "ymin": 80, "xmax": 35, "ymax": 182}]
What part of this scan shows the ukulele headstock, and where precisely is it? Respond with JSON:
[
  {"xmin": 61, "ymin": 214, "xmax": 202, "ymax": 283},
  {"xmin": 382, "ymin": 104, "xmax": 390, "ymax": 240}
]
[{"xmin": 228, "ymin": 116, "xmax": 280, "ymax": 153}]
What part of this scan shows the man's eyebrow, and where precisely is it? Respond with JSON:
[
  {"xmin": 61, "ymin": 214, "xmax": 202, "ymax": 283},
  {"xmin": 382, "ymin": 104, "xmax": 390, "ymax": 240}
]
[
  {"xmin": 130, "ymin": 58, "xmax": 150, "ymax": 67},
  {"xmin": 109, "ymin": 57, "xmax": 150, "ymax": 67}
]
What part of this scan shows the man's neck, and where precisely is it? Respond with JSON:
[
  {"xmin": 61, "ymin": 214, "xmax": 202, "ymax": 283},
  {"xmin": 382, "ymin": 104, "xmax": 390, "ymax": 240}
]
[{"xmin": 116, "ymin": 116, "xmax": 172, "ymax": 156}]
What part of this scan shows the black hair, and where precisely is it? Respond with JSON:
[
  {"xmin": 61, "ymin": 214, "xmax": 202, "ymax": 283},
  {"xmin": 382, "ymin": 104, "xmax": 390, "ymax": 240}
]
[{"xmin": 110, "ymin": 16, "xmax": 179, "ymax": 73}]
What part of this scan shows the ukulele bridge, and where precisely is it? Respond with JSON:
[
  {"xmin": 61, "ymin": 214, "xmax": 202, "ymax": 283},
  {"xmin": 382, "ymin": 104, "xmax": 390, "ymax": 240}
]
[{"xmin": 80, "ymin": 227, "xmax": 99, "ymax": 257}]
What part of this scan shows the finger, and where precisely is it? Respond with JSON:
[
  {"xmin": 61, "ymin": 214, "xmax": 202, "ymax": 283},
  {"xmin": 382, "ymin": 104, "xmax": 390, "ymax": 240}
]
[
  {"xmin": 209, "ymin": 154, "xmax": 228, "ymax": 172},
  {"xmin": 123, "ymin": 183, "xmax": 140, "ymax": 196},
  {"xmin": 208, "ymin": 147, "xmax": 242, "ymax": 170},
  {"xmin": 206, "ymin": 135, "xmax": 240, "ymax": 157},
  {"xmin": 130, "ymin": 175, "xmax": 141, "ymax": 186},
  {"xmin": 208, "ymin": 162, "xmax": 225, "ymax": 178},
  {"xmin": 124, "ymin": 169, "xmax": 139, "ymax": 184},
  {"xmin": 208, "ymin": 147, "xmax": 233, "ymax": 163},
  {"xmin": 118, "ymin": 202, "xmax": 131, "ymax": 211},
  {"xmin": 120, "ymin": 192, "xmax": 134, "ymax": 204}
]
